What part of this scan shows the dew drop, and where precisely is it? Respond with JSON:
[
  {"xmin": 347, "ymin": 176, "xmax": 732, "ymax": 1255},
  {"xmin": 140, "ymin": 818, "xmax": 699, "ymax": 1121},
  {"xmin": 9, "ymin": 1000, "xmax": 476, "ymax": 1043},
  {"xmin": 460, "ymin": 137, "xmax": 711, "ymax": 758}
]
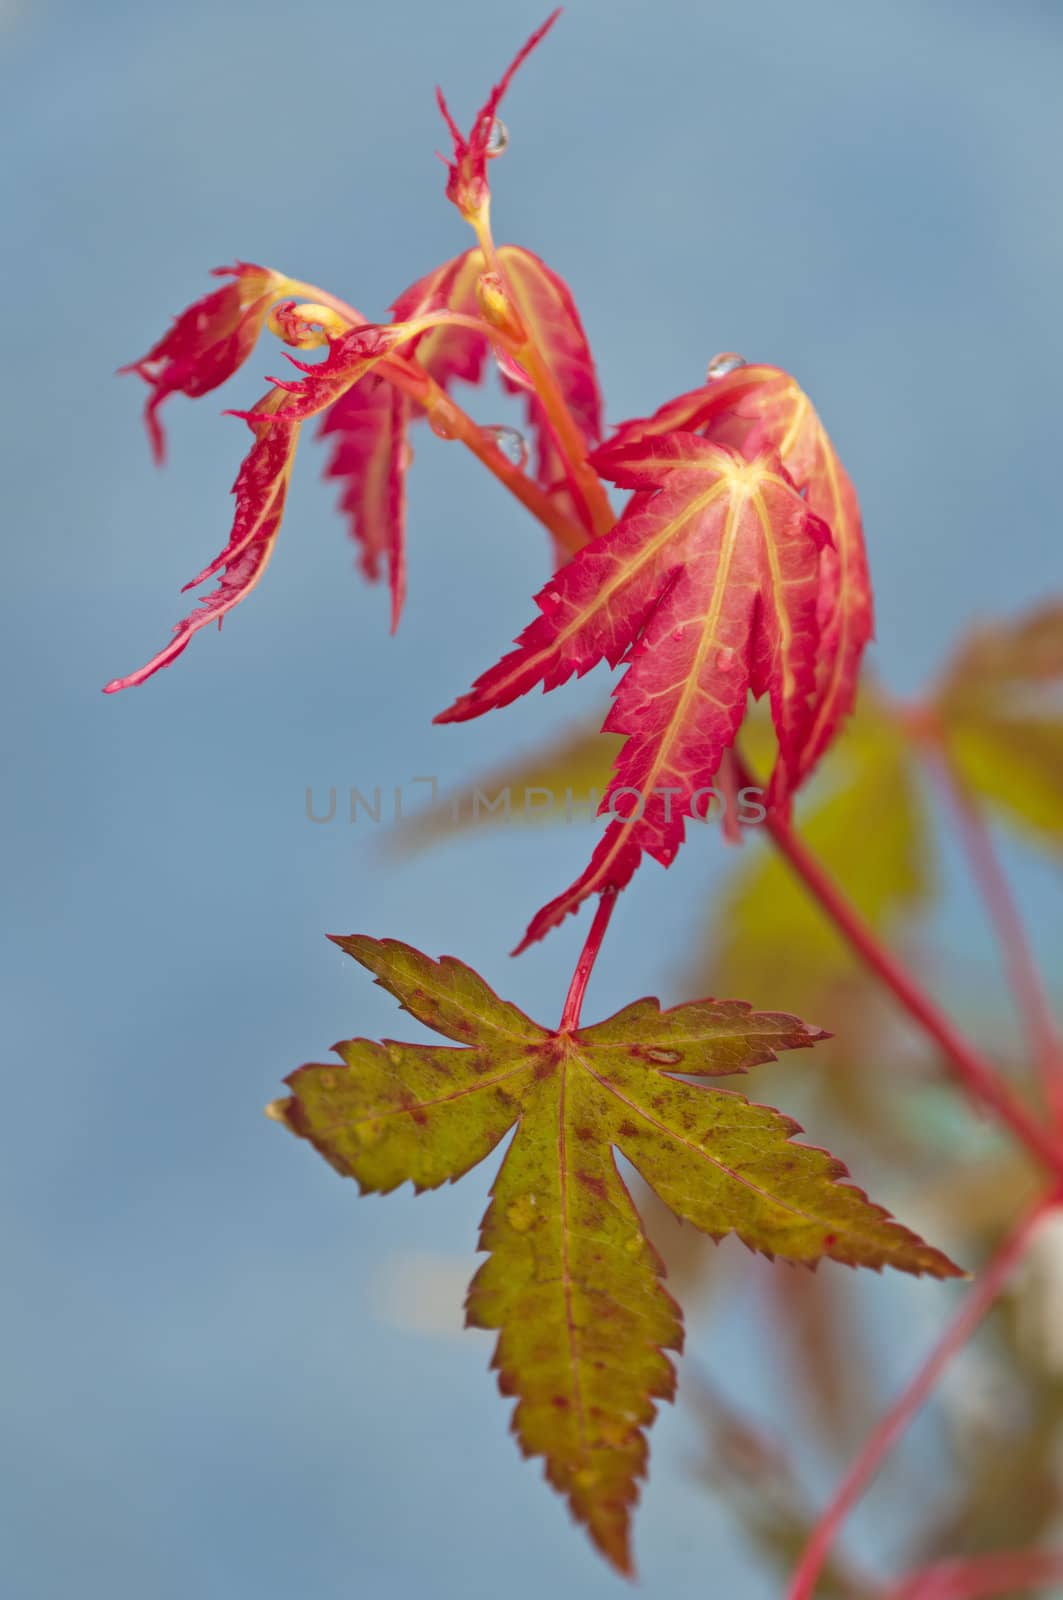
[
  {"xmin": 646, "ymin": 1048, "xmax": 682, "ymax": 1065},
  {"xmin": 506, "ymin": 1192, "xmax": 539, "ymax": 1233},
  {"xmin": 493, "ymin": 346, "xmax": 535, "ymax": 393},
  {"xmin": 483, "ymin": 424, "xmax": 529, "ymax": 470},
  {"xmin": 486, "ymin": 117, "xmax": 509, "ymax": 157},
  {"xmin": 715, "ymin": 647, "xmax": 736, "ymax": 672},
  {"xmin": 428, "ymin": 412, "xmax": 458, "ymax": 441},
  {"xmin": 706, "ymin": 351, "xmax": 746, "ymax": 380}
]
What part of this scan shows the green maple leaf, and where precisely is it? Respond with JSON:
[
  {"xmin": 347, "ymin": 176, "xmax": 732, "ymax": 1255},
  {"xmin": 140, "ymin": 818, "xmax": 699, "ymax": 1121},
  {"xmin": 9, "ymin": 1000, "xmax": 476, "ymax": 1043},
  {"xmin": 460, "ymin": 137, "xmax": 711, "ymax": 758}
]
[{"xmin": 269, "ymin": 936, "xmax": 961, "ymax": 1575}]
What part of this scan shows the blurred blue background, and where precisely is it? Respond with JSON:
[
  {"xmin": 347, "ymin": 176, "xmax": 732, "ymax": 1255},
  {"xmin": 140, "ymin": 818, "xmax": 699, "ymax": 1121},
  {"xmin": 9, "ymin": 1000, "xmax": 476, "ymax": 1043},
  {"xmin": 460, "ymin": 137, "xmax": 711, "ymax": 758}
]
[{"xmin": 2, "ymin": 0, "xmax": 1062, "ymax": 1595}]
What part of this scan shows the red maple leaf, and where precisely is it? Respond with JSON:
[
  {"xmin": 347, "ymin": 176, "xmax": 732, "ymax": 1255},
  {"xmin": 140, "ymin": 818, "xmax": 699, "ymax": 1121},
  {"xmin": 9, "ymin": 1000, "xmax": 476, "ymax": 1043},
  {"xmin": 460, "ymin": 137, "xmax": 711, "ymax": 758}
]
[
  {"xmin": 314, "ymin": 254, "xmax": 488, "ymax": 631},
  {"xmin": 610, "ymin": 363, "xmax": 872, "ymax": 800},
  {"xmin": 120, "ymin": 262, "xmax": 288, "ymax": 464},
  {"xmin": 103, "ymin": 389, "xmax": 300, "ymax": 691},
  {"xmin": 437, "ymin": 434, "xmax": 830, "ymax": 947},
  {"xmin": 318, "ymin": 378, "xmax": 411, "ymax": 634}
]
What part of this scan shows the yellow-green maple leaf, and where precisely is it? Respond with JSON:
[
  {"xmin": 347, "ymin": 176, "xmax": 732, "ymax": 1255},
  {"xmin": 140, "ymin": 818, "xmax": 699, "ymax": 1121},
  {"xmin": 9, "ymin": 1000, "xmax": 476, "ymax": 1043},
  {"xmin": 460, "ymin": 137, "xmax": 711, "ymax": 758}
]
[
  {"xmin": 269, "ymin": 936, "xmax": 960, "ymax": 1575},
  {"xmin": 936, "ymin": 604, "xmax": 1063, "ymax": 850}
]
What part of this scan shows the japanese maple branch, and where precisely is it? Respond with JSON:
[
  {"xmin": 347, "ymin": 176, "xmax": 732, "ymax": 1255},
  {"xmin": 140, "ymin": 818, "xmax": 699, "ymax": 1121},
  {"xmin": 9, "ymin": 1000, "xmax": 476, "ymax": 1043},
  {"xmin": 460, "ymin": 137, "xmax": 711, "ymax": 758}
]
[
  {"xmin": 284, "ymin": 280, "xmax": 586, "ymax": 556},
  {"xmin": 787, "ymin": 1192, "xmax": 1057, "ymax": 1600},
  {"xmin": 921, "ymin": 729, "xmax": 1063, "ymax": 1124},
  {"xmin": 730, "ymin": 752, "xmax": 1063, "ymax": 1179}
]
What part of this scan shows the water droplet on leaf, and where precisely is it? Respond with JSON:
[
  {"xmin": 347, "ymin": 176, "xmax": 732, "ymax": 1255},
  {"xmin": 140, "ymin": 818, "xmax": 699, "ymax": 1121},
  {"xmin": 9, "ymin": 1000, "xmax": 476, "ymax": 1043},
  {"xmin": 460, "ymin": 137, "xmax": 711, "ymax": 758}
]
[
  {"xmin": 646, "ymin": 1048, "xmax": 682, "ymax": 1065},
  {"xmin": 486, "ymin": 117, "xmax": 509, "ymax": 157},
  {"xmin": 706, "ymin": 351, "xmax": 746, "ymax": 380},
  {"xmin": 483, "ymin": 424, "xmax": 528, "ymax": 470},
  {"xmin": 494, "ymin": 352, "xmax": 535, "ymax": 399},
  {"xmin": 428, "ymin": 411, "xmax": 459, "ymax": 441}
]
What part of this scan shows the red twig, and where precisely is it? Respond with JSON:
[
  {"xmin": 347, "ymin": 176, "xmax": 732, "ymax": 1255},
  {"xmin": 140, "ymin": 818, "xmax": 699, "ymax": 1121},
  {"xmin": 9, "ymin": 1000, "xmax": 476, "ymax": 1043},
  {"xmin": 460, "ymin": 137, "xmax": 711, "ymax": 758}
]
[
  {"xmin": 927, "ymin": 736, "xmax": 1063, "ymax": 1124},
  {"xmin": 559, "ymin": 890, "xmax": 619, "ymax": 1031},
  {"xmin": 731, "ymin": 755, "xmax": 1063, "ymax": 1179},
  {"xmin": 786, "ymin": 1194, "xmax": 1057, "ymax": 1600}
]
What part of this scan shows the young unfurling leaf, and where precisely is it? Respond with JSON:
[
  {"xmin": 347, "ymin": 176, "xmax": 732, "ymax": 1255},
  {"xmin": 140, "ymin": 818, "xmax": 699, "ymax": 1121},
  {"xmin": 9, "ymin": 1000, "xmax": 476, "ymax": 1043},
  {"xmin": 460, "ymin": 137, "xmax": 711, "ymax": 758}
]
[
  {"xmin": 392, "ymin": 241, "xmax": 604, "ymax": 539},
  {"xmin": 315, "ymin": 241, "xmax": 602, "ymax": 624},
  {"xmin": 314, "ymin": 252, "xmax": 488, "ymax": 632},
  {"xmin": 111, "ymin": 12, "xmax": 600, "ymax": 679},
  {"xmin": 437, "ymin": 437, "xmax": 830, "ymax": 947},
  {"xmin": 435, "ymin": 10, "xmax": 561, "ymax": 227},
  {"xmin": 391, "ymin": 250, "xmax": 489, "ymax": 391},
  {"xmin": 106, "ymin": 316, "xmax": 468, "ymax": 687},
  {"xmin": 103, "ymin": 390, "xmax": 299, "ymax": 692},
  {"xmin": 493, "ymin": 245, "xmax": 605, "ymax": 540},
  {"xmin": 121, "ymin": 262, "xmax": 290, "ymax": 464},
  {"xmin": 270, "ymin": 937, "xmax": 960, "ymax": 1574}
]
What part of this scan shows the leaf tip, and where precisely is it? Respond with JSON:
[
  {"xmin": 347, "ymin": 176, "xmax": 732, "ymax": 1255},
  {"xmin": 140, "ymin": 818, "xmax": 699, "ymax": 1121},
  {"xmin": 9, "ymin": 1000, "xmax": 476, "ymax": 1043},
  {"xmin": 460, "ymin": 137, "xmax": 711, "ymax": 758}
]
[{"xmin": 264, "ymin": 1096, "xmax": 295, "ymax": 1127}]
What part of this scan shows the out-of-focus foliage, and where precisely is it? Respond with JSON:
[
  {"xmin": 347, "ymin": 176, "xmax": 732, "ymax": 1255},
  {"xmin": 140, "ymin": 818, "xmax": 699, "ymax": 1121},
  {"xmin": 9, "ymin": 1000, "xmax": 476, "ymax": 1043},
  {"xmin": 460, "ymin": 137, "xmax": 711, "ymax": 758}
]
[
  {"xmin": 712, "ymin": 692, "xmax": 929, "ymax": 1018},
  {"xmin": 935, "ymin": 604, "xmax": 1063, "ymax": 851}
]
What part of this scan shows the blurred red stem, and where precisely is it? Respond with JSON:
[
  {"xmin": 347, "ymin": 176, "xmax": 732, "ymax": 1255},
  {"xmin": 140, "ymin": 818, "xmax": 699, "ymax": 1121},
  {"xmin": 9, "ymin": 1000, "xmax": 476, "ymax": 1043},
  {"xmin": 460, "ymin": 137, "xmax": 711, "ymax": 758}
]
[
  {"xmin": 787, "ymin": 1193, "xmax": 1056, "ymax": 1600},
  {"xmin": 925, "ymin": 736, "xmax": 1063, "ymax": 1125},
  {"xmin": 731, "ymin": 754, "xmax": 1063, "ymax": 1178}
]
